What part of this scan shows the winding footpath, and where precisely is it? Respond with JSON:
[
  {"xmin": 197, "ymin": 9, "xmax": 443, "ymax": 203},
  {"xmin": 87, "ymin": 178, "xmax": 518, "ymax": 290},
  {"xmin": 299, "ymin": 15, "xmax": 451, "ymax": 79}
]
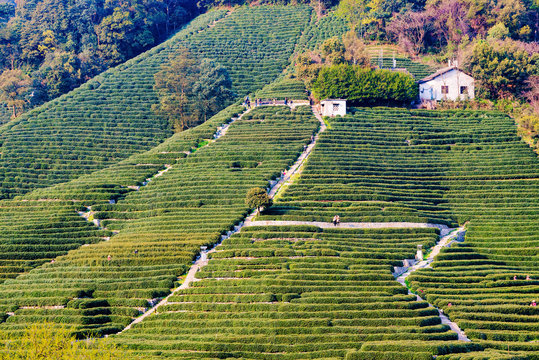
[
  {"xmin": 120, "ymin": 104, "xmax": 325, "ymax": 333},
  {"xmin": 118, "ymin": 105, "xmax": 471, "ymax": 343},
  {"xmin": 78, "ymin": 109, "xmax": 252, "ymax": 234},
  {"xmin": 396, "ymin": 225, "xmax": 471, "ymax": 342}
]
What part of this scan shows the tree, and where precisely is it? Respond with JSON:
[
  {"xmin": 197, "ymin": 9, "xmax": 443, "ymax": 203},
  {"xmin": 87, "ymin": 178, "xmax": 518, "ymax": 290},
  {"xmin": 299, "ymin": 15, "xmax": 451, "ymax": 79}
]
[
  {"xmin": 487, "ymin": 22, "xmax": 510, "ymax": 40},
  {"xmin": 320, "ymin": 37, "xmax": 346, "ymax": 65},
  {"xmin": 337, "ymin": 0, "xmax": 384, "ymax": 38},
  {"xmin": 342, "ymin": 30, "xmax": 370, "ymax": 66},
  {"xmin": 295, "ymin": 51, "xmax": 323, "ymax": 86},
  {"xmin": 0, "ymin": 322, "xmax": 127, "ymax": 359},
  {"xmin": 153, "ymin": 48, "xmax": 198, "ymax": 132},
  {"xmin": 311, "ymin": 65, "xmax": 418, "ymax": 106},
  {"xmin": 38, "ymin": 50, "xmax": 82, "ymax": 99},
  {"xmin": 0, "ymin": 69, "xmax": 31, "ymax": 118},
  {"xmin": 0, "ymin": 2, "xmax": 15, "ymax": 23},
  {"xmin": 95, "ymin": 8, "xmax": 134, "ymax": 66},
  {"xmin": 524, "ymin": 75, "xmax": 539, "ymax": 113},
  {"xmin": 245, "ymin": 187, "xmax": 272, "ymax": 215},
  {"xmin": 192, "ymin": 59, "xmax": 235, "ymax": 124},
  {"xmin": 153, "ymin": 50, "xmax": 234, "ymax": 132},
  {"xmin": 468, "ymin": 40, "xmax": 539, "ymax": 99},
  {"xmin": 387, "ymin": 10, "xmax": 432, "ymax": 55}
]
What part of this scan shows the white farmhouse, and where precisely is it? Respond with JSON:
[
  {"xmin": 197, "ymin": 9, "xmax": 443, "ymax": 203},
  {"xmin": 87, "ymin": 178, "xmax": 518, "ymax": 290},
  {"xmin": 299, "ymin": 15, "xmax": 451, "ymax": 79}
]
[
  {"xmin": 320, "ymin": 99, "xmax": 347, "ymax": 117},
  {"xmin": 418, "ymin": 66, "xmax": 475, "ymax": 102}
]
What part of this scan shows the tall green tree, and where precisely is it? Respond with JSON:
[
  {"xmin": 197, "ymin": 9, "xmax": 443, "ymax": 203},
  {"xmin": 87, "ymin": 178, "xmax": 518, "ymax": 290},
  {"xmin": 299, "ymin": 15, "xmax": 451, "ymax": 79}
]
[
  {"xmin": 246, "ymin": 187, "xmax": 272, "ymax": 215},
  {"xmin": 153, "ymin": 48, "xmax": 198, "ymax": 132},
  {"xmin": 192, "ymin": 58, "xmax": 235, "ymax": 123},
  {"xmin": 0, "ymin": 69, "xmax": 31, "ymax": 118},
  {"xmin": 337, "ymin": 0, "xmax": 384, "ymax": 37},
  {"xmin": 312, "ymin": 65, "xmax": 418, "ymax": 106},
  {"xmin": 469, "ymin": 40, "xmax": 539, "ymax": 99}
]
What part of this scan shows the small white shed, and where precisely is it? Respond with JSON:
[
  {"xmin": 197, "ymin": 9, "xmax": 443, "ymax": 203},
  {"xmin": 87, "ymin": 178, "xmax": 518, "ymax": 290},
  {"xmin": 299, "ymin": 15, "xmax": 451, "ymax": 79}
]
[
  {"xmin": 418, "ymin": 67, "xmax": 475, "ymax": 101},
  {"xmin": 320, "ymin": 99, "xmax": 347, "ymax": 117}
]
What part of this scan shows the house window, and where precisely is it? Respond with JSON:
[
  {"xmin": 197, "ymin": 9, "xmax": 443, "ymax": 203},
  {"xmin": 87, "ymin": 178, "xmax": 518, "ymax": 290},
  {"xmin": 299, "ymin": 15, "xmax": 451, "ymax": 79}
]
[
  {"xmin": 441, "ymin": 86, "xmax": 449, "ymax": 94},
  {"xmin": 333, "ymin": 104, "xmax": 340, "ymax": 112},
  {"xmin": 460, "ymin": 86, "xmax": 468, "ymax": 95}
]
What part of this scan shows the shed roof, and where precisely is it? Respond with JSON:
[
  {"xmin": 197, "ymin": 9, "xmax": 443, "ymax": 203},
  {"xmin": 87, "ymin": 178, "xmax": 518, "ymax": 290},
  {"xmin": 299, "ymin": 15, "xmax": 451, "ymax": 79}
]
[
  {"xmin": 321, "ymin": 99, "xmax": 347, "ymax": 102},
  {"xmin": 418, "ymin": 66, "xmax": 472, "ymax": 84}
]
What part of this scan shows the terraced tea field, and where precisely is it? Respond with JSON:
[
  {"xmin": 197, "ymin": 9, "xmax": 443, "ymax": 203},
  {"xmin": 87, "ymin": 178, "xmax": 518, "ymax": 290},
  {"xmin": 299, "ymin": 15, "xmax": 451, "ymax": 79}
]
[
  {"xmin": 118, "ymin": 226, "xmax": 479, "ymax": 359},
  {"xmin": 0, "ymin": 4, "xmax": 536, "ymax": 358},
  {"xmin": 0, "ymin": 104, "xmax": 10, "ymax": 125},
  {"xmin": 255, "ymin": 78, "xmax": 308, "ymax": 100},
  {"xmin": 258, "ymin": 107, "xmax": 539, "ymax": 357},
  {"xmin": 0, "ymin": 5, "xmax": 311, "ymax": 199},
  {"xmin": 0, "ymin": 105, "xmax": 318, "ymax": 338},
  {"xmin": 301, "ymin": 11, "xmax": 350, "ymax": 50}
]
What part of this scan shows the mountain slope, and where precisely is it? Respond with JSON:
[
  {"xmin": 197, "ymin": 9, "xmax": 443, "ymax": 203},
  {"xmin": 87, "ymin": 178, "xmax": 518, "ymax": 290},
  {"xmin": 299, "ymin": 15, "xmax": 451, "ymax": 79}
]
[{"xmin": 0, "ymin": 5, "xmax": 312, "ymax": 199}]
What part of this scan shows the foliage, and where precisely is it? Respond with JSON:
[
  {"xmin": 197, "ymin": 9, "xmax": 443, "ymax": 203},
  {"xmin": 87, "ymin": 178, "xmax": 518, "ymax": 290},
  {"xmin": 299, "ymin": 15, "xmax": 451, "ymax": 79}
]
[
  {"xmin": 0, "ymin": 69, "xmax": 31, "ymax": 118},
  {"xmin": 246, "ymin": 187, "xmax": 273, "ymax": 213},
  {"xmin": 152, "ymin": 50, "xmax": 250, "ymax": 132},
  {"xmin": 0, "ymin": 2, "xmax": 14, "ymax": 23},
  {"xmin": 343, "ymin": 30, "xmax": 370, "ymax": 66},
  {"xmin": 468, "ymin": 40, "xmax": 539, "ymax": 99},
  {"xmin": 337, "ymin": 0, "xmax": 384, "ymax": 37},
  {"xmin": 192, "ymin": 59, "xmax": 235, "ymax": 125},
  {"xmin": 386, "ymin": 0, "xmax": 538, "ymax": 59},
  {"xmin": 320, "ymin": 36, "xmax": 346, "ymax": 65},
  {"xmin": 153, "ymin": 48, "xmax": 199, "ymax": 132},
  {"xmin": 487, "ymin": 22, "xmax": 510, "ymax": 40},
  {"xmin": 296, "ymin": 30, "xmax": 370, "ymax": 87},
  {"xmin": 312, "ymin": 65, "xmax": 418, "ymax": 105},
  {"xmin": 0, "ymin": 6, "xmax": 310, "ymax": 200},
  {"xmin": 0, "ymin": 0, "xmax": 197, "ymax": 106},
  {"xmin": 0, "ymin": 322, "xmax": 126, "ymax": 359}
]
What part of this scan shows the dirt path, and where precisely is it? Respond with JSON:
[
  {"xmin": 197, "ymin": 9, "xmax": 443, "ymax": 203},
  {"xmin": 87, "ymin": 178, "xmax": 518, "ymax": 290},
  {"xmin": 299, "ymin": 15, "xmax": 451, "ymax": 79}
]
[
  {"xmin": 268, "ymin": 106, "xmax": 325, "ymax": 198},
  {"xmin": 119, "ymin": 105, "xmax": 325, "ymax": 333},
  {"xmin": 396, "ymin": 225, "xmax": 471, "ymax": 342}
]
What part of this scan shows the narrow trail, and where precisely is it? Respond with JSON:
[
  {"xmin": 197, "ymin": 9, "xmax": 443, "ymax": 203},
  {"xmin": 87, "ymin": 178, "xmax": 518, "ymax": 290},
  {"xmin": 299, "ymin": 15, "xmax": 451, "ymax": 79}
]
[
  {"xmin": 268, "ymin": 106, "xmax": 325, "ymax": 198},
  {"xmin": 117, "ymin": 106, "xmax": 470, "ymax": 344},
  {"xmin": 396, "ymin": 225, "xmax": 471, "ymax": 342},
  {"xmin": 78, "ymin": 109, "xmax": 252, "ymax": 236},
  {"xmin": 119, "ymin": 105, "xmax": 325, "ymax": 334},
  {"xmin": 244, "ymin": 220, "xmax": 450, "ymax": 231}
]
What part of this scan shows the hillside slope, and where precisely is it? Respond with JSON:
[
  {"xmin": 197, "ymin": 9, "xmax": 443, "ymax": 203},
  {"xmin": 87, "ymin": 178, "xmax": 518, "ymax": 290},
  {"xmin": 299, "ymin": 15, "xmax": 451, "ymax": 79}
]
[
  {"xmin": 0, "ymin": 5, "xmax": 312, "ymax": 199},
  {"xmin": 0, "ymin": 105, "xmax": 318, "ymax": 338}
]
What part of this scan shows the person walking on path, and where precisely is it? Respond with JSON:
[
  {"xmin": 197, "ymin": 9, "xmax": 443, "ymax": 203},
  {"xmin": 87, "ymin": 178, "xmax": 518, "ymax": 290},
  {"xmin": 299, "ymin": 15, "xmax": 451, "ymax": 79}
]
[
  {"xmin": 333, "ymin": 215, "xmax": 340, "ymax": 226},
  {"xmin": 336, "ymin": 215, "xmax": 340, "ymax": 226}
]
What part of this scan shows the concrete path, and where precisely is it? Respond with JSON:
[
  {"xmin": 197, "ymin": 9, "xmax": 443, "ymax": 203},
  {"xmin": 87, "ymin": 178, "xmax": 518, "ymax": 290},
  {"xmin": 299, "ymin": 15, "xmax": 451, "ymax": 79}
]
[
  {"xmin": 117, "ymin": 105, "xmax": 470, "ymax": 344},
  {"xmin": 396, "ymin": 225, "xmax": 471, "ymax": 342},
  {"xmin": 268, "ymin": 106, "xmax": 326, "ymax": 198},
  {"xmin": 244, "ymin": 220, "xmax": 449, "ymax": 232},
  {"xmin": 119, "ymin": 250, "xmax": 209, "ymax": 334},
  {"xmin": 119, "ymin": 105, "xmax": 326, "ymax": 334}
]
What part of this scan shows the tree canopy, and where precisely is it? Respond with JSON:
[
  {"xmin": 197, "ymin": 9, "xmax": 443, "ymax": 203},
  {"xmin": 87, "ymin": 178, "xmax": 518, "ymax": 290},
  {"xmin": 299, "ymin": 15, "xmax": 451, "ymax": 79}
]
[
  {"xmin": 312, "ymin": 65, "xmax": 418, "ymax": 106},
  {"xmin": 0, "ymin": 0, "xmax": 197, "ymax": 112},
  {"xmin": 0, "ymin": 69, "xmax": 31, "ymax": 118},
  {"xmin": 153, "ymin": 49, "xmax": 235, "ymax": 132},
  {"xmin": 246, "ymin": 187, "xmax": 273, "ymax": 214}
]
